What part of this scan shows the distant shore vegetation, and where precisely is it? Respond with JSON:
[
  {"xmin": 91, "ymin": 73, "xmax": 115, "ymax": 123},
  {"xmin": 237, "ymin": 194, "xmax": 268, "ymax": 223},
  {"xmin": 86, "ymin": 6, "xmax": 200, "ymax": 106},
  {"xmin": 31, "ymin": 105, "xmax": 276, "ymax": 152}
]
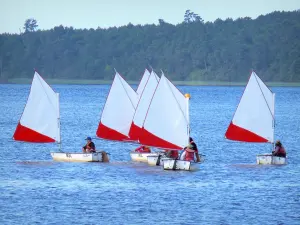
[{"xmin": 0, "ymin": 10, "xmax": 300, "ymax": 84}]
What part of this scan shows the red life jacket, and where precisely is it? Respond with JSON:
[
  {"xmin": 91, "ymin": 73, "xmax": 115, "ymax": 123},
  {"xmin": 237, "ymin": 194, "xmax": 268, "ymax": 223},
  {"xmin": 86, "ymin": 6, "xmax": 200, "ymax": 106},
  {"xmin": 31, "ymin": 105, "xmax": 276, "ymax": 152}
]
[
  {"xmin": 135, "ymin": 146, "xmax": 144, "ymax": 152},
  {"xmin": 184, "ymin": 149, "xmax": 195, "ymax": 161},
  {"xmin": 278, "ymin": 147, "xmax": 286, "ymax": 157},
  {"xmin": 143, "ymin": 147, "xmax": 151, "ymax": 153},
  {"xmin": 135, "ymin": 146, "xmax": 151, "ymax": 153}
]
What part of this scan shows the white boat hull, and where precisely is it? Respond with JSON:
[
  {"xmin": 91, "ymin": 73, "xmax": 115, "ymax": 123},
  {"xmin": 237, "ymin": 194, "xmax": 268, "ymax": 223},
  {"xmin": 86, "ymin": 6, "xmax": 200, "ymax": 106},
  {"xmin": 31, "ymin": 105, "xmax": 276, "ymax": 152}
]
[
  {"xmin": 51, "ymin": 152, "xmax": 109, "ymax": 162},
  {"xmin": 163, "ymin": 159, "xmax": 201, "ymax": 171},
  {"xmin": 147, "ymin": 154, "xmax": 168, "ymax": 166},
  {"xmin": 256, "ymin": 154, "xmax": 287, "ymax": 165},
  {"xmin": 130, "ymin": 151, "xmax": 159, "ymax": 163}
]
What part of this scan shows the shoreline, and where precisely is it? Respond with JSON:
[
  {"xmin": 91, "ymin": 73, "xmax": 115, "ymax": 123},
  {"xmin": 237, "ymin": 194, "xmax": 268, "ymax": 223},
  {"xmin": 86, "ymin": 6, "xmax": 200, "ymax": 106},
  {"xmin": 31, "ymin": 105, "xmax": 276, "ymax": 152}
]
[{"xmin": 2, "ymin": 78, "xmax": 300, "ymax": 87}]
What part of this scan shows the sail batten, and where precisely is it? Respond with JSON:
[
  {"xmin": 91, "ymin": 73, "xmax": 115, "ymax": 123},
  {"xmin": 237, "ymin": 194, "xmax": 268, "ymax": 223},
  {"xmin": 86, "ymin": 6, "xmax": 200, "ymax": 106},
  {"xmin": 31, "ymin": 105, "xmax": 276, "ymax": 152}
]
[
  {"xmin": 225, "ymin": 71, "xmax": 275, "ymax": 143},
  {"xmin": 13, "ymin": 71, "xmax": 60, "ymax": 143}
]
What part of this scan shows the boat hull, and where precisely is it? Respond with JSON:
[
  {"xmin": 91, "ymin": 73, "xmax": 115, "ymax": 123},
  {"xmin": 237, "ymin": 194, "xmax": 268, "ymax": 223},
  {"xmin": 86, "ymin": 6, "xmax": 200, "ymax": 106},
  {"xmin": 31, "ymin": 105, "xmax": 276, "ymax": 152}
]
[
  {"xmin": 163, "ymin": 159, "xmax": 200, "ymax": 171},
  {"xmin": 147, "ymin": 154, "xmax": 167, "ymax": 166},
  {"xmin": 130, "ymin": 151, "xmax": 159, "ymax": 163},
  {"xmin": 256, "ymin": 154, "xmax": 287, "ymax": 165},
  {"xmin": 51, "ymin": 152, "xmax": 109, "ymax": 162}
]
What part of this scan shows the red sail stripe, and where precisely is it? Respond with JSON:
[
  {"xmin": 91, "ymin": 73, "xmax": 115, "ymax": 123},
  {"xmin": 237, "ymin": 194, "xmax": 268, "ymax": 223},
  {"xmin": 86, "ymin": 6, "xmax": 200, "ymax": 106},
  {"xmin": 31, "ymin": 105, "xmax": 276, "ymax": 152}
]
[
  {"xmin": 96, "ymin": 122, "xmax": 129, "ymax": 141},
  {"xmin": 13, "ymin": 122, "xmax": 55, "ymax": 143},
  {"xmin": 139, "ymin": 128, "xmax": 182, "ymax": 150},
  {"xmin": 225, "ymin": 121, "xmax": 268, "ymax": 143},
  {"xmin": 128, "ymin": 122, "xmax": 141, "ymax": 141}
]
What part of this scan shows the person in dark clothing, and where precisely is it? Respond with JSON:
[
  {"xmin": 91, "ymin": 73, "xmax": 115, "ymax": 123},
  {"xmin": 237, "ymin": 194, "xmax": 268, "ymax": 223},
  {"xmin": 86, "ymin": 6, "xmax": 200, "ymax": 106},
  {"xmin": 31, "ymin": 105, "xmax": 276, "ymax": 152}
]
[
  {"xmin": 82, "ymin": 137, "xmax": 96, "ymax": 153},
  {"xmin": 272, "ymin": 140, "xmax": 286, "ymax": 158},
  {"xmin": 189, "ymin": 137, "xmax": 198, "ymax": 151}
]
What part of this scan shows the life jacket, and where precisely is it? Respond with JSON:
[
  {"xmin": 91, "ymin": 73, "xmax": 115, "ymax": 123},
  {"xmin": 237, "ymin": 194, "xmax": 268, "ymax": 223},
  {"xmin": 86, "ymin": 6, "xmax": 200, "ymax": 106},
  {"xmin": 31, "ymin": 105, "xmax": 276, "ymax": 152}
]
[
  {"xmin": 143, "ymin": 147, "xmax": 151, "ymax": 153},
  {"xmin": 277, "ymin": 147, "xmax": 286, "ymax": 157},
  {"xmin": 135, "ymin": 146, "xmax": 143, "ymax": 152},
  {"xmin": 184, "ymin": 149, "xmax": 195, "ymax": 161},
  {"xmin": 135, "ymin": 146, "xmax": 151, "ymax": 153}
]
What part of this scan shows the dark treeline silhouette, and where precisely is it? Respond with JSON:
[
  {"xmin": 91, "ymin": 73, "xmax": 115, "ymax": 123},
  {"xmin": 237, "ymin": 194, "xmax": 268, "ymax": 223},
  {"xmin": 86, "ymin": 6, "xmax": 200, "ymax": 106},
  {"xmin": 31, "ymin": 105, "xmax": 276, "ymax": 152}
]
[{"xmin": 0, "ymin": 10, "xmax": 300, "ymax": 83}]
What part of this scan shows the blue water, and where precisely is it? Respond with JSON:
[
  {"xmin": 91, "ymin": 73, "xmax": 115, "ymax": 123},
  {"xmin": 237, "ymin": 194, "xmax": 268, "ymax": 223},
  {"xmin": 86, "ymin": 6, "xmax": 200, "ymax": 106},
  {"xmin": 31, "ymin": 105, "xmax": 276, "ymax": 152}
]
[{"xmin": 0, "ymin": 84, "xmax": 300, "ymax": 224}]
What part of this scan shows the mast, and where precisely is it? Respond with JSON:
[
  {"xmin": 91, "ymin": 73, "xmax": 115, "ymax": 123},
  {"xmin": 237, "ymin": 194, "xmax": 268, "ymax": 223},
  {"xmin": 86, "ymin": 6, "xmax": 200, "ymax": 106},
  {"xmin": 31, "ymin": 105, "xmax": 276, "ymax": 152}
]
[
  {"xmin": 185, "ymin": 93, "xmax": 191, "ymax": 146},
  {"xmin": 57, "ymin": 93, "xmax": 62, "ymax": 152},
  {"xmin": 272, "ymin": 93, "xmax": 276, "ymax": 150}
]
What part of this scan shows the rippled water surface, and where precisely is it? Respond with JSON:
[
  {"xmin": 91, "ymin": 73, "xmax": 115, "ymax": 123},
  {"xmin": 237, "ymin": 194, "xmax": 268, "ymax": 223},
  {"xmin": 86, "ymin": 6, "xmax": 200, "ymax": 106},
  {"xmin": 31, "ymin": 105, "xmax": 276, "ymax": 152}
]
[{"xmin": 0, "ymin": 84, "xmax": 300, "ymax": 224}]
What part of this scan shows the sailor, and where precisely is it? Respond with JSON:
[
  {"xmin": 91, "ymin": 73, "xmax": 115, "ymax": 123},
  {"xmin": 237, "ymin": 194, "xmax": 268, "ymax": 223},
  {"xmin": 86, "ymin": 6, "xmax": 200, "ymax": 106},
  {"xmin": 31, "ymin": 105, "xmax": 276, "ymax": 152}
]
[
  {"xmin": 272, "ymin": 140, "xmax": 286, "ymax": 158},
  {"xmin": 82, "ymin": 137, "xmax": 96, "ymax": 153},
  {"xmin": 182, "ymin": 137, "xmax": 200, "ymax": 162},
  {"xmin": 135, "ymin": 145, "xmax": 151, "ymax": 153}
]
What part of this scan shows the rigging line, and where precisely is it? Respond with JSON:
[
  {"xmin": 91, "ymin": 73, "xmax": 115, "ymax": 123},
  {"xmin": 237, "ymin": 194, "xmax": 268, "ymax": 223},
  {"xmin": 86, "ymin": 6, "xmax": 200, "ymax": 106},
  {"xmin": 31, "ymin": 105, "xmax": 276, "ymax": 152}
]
[
  {"xmin": 116, "ymin": 74, "xmax": 136, "ymax": 110},
  {"xmin": 253, "ymin": 73, "xmax": 275, "ymax": 121}
]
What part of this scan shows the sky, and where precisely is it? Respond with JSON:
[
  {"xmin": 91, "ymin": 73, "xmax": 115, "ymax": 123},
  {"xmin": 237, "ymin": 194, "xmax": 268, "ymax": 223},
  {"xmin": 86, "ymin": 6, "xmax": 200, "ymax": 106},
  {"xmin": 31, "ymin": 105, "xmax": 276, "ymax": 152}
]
[{"xmin": 0, "ymin": 0, "xmax": 299, "ymax": 34}]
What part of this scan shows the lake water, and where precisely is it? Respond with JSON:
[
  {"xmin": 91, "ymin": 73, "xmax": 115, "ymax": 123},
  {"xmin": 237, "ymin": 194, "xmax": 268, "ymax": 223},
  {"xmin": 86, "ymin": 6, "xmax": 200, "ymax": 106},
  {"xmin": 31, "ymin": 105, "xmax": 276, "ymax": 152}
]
[{"xmin": 0, "ymin": 84, "xmax": 299, "ymax": 224}]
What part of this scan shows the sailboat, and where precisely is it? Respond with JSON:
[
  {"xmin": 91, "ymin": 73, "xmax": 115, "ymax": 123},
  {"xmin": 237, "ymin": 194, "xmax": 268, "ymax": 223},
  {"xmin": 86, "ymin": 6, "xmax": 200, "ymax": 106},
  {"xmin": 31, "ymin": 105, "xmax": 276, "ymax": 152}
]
[
  {"xmin": 138, "ymin": 73, "xmax": 201, "ymax": 171},
  {"xmin": 225, "ymin": 71, "xmax": 286, "ymax": 165},
  {"xmin": 129, "ymin": 70, "xmax": 160, "ymax": 162},
  {"xmin": 13, "ymin": 71, "xmax": 109, "ymax": 162}
]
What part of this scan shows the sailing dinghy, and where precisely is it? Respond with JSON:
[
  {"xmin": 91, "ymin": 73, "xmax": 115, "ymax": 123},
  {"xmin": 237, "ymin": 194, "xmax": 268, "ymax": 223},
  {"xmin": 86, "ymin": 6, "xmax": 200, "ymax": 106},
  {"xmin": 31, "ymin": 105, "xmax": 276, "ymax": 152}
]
[
  {"xmin": 225, "ymin": 71, "xmax": 286, "ymax": 165},
  {"xmin": 129, "ymin": 70, "xmax": 161, "ymax": 162},
  {"xmin": 138, "ymin": 73, "xmax": 201, "ymax": 171},
  {"xmin": 13, "ymin": 71, "xmax": 109, "ymax": 162}
]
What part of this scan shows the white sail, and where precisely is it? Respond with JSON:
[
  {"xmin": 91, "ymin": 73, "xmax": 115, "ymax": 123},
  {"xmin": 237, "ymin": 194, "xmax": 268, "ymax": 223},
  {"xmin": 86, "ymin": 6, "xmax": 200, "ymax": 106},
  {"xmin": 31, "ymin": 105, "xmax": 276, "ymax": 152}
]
[
  {"xmin": 13, "ymin": 71, "xmax": 60, "ymax": 143},
  {"xmin": 225, "ymin": 71, "xmax": 275, "ymax": 143},
  {"xmin": 139, "ymin": 74, "xmax": 189, "ymax": 149},
  {"xmin": 136, "ymin": 69, "xmax": 151, "ymax": 98},
  {"xmin": 96, "ymin": 71, "xmax": 138, "ymax": 141},
  {"xmin": 129, "ymin": 70, "xmax": 159, "ymax": 141}
]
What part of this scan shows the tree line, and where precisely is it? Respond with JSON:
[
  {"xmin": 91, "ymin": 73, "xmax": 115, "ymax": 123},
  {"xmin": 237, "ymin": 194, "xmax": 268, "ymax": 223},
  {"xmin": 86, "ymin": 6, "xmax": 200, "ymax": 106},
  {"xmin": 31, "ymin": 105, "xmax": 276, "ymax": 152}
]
[{"xmin": 0, "ymin": 10, "xmax": 300, "ymax": 83}]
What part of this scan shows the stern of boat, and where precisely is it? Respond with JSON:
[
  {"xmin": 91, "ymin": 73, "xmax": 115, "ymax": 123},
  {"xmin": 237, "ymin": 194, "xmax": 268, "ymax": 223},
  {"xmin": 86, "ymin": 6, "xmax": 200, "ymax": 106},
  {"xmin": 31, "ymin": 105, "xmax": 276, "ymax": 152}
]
[
  {"xmin": 163, "ymin": 159, "xmax": 200, "ymax": 171},
  {"xmin": 256, "ymin": 153, "xmax": 287, "ymax": 165}
]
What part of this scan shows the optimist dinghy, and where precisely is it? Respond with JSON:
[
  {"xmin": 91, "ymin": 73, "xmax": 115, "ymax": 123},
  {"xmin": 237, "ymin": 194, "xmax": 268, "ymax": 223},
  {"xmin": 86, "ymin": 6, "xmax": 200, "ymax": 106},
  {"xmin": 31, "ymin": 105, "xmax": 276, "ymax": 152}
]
[
  {"xmin": 138, "ymin": 73, "xmax": 201, "ymax": 171},
  {"xmin": 13, "ymin": 71, "xmax": 109, "ymax": 162},
  {"xmin": 225, "ymin": 71, "xmax": 286, "ymax": 165}
]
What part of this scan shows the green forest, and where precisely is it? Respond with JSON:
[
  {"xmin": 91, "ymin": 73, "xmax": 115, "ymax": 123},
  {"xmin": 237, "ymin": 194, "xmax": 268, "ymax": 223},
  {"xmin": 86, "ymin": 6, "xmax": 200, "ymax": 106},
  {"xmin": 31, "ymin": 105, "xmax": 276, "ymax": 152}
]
[{"xmin": 0, "ymin": 10, "xmax": 300, "ymax": 84}]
